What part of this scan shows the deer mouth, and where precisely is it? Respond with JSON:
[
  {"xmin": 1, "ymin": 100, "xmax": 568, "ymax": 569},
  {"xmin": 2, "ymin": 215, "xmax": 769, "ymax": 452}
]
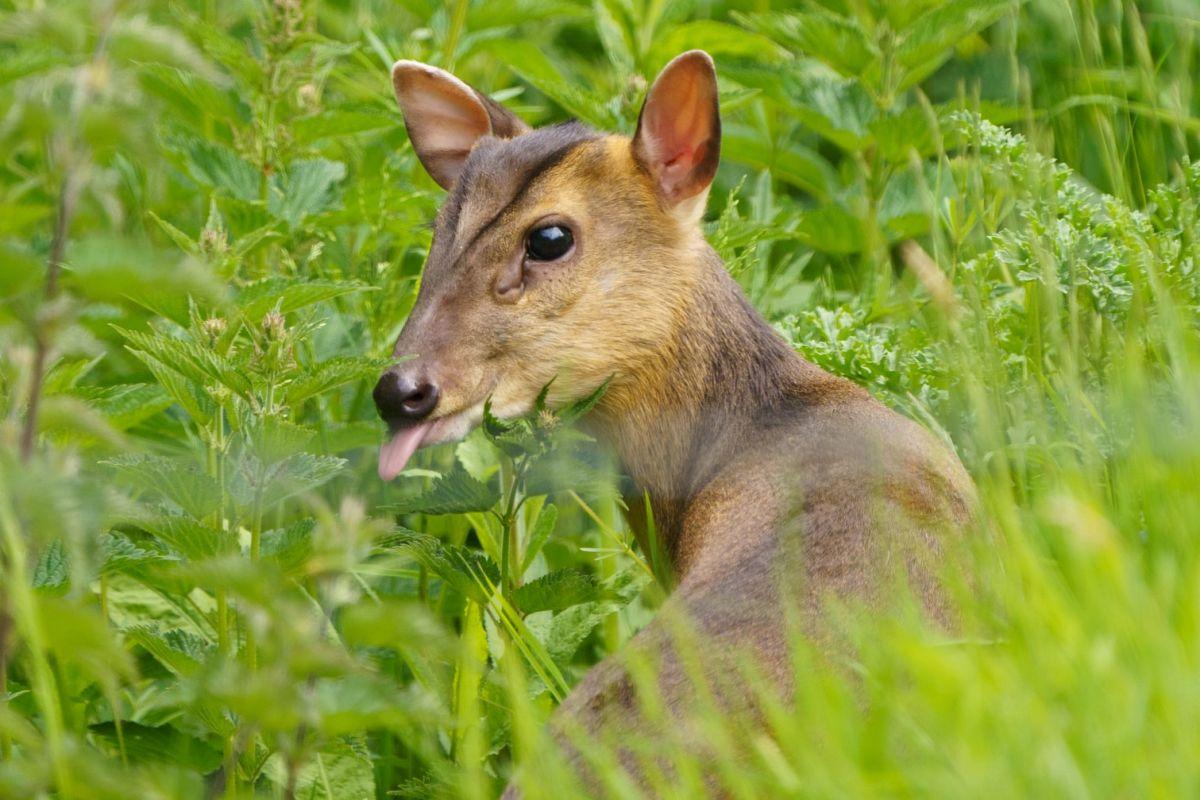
[{"xmin": 377, "ymin": 402, "xmax": 486, "ymax": 481}]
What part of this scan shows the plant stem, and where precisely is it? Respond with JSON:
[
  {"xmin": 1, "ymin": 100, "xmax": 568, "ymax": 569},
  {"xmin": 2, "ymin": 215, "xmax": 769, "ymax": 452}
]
[{"xmin": 0, "ymin": 481, "xmax": 74, "ymax": 796}]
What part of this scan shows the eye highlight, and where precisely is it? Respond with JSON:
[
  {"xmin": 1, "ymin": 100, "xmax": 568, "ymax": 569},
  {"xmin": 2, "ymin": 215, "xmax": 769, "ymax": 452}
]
[{"xmin": 525, "ymin": 224, "xmax": 574, "ymax": 262}]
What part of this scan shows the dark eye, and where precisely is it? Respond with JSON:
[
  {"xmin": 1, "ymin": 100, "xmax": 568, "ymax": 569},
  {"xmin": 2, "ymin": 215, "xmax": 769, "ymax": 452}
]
[{"xmin": 525, "ymin": 224, "xmax": 574, "ymax": 261}]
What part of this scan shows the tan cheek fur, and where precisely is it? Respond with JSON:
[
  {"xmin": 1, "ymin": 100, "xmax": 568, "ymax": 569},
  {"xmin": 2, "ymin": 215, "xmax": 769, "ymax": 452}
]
[{"xmin": 487, "ymin": 137, "xmax": 706, "ymax": 414}]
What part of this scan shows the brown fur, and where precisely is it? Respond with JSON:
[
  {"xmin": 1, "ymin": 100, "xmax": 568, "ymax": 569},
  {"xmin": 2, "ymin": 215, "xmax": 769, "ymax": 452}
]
[{"xmin": 382, "ymin": 57, "xmax": 976, "ymax": 798}]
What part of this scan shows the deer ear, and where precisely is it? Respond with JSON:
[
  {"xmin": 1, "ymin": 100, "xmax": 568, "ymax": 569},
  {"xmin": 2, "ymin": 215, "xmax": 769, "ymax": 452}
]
[
  {"xmin": 632, "ymin": 51, "xmax": 721, "ymax": 219},
  {"xmin": 392, "ymin": 60, "xmax": 529, "ymax": 190}
]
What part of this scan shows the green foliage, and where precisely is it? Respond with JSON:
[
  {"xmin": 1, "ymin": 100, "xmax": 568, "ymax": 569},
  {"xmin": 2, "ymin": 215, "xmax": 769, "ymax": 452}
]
[{"xmin": 1, "ymin": 0, "xmax": 1199, "ymax": 799}]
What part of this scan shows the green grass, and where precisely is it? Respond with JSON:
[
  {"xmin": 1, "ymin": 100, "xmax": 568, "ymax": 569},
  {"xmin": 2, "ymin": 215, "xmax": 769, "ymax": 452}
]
[{"xmin": 1, "ymin": 0, "xmax": 1199, "ymax": 798}]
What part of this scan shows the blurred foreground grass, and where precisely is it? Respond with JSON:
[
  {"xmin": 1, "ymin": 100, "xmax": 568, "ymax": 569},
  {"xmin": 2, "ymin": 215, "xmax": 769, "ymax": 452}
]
[{"xmin": 1, "ymin": 0, "xmax": 1199, "ymax": 798}]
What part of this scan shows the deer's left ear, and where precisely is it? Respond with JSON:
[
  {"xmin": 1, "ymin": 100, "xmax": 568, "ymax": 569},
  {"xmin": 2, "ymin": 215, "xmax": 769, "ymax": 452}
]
[{"xmin": 632, "ymin": 50, "xmax": 721, "ymax": 219}]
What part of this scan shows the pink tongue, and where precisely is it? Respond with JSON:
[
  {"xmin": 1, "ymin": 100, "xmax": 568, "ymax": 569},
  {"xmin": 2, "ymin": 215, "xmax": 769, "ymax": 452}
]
[{"xmin": 378, "ymin": 423, "xmax": 432, "ymax": 481}]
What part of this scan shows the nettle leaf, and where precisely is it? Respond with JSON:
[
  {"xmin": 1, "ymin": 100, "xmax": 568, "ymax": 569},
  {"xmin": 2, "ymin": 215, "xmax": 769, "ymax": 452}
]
[
  {"xmin": 32, "ymin": 540, "xmax": 69, "ymax": 595},
  {"xmin": 267, "ymin": 158, "xmax": 347, "ymax": 228},
  {"xmin": 735, "ymin": 10, "xmax": 876, "ymax": 78},
  {"xmin": 126, "ymin": 626, "xmax": 210, "ymax": 676},
  {"xmin": 723, "ymin": 131, "xmax": 837, "ymax": 200},
  {"xmin": 481, "ymin": 41, "xmax": 619, "ymax": 129},
  {"xmin": 388, "ymin": 463, "xmax": 500, "ymax": 516},
  {"xmin": 105, "ymin": 454, "xmax": 223, "ymax": 519},
  {"xmin": 379, "ymin": 528, "xmax": 501, "ymax": 604},
  {"xmin": 131, "ymin": 348, "xmax": 216, "ymax": 424},
  {"xmin": 100, "ymin": 533, "xmax": 172, "ymax": 576},
  {"xmin": 141, "ymin": 515, "xmax": 236, "ymax": 561},
  {"xmin": 75, "ymin": 383, "xmax": 172, "ymax": 430},
  {"xmin": 115, "ymin": 326, "xmax": 252, "ymax": 398},
  {"xmin": 284, "ymin": 356, "xmax": 391, "ymax": 406},
  {"xmin": 896, "ymin": 0, "xmax": 1013, "ymax": 90},
  {"xmin": 653, "ymin": 20, "xmax": 790, "ymax": 68},
  {"xmin": 521, "ymin": 503, "xmax": 558, "ymax": 574},
  {"xmin": 293, "ymin": 110, "xmax": 393, "ymax": 144},
  {"xmin": 89, "ymin": 721, "xmax": 223, "ymax": 774},
  {"xmin": 513, "ymin": 569, "xmax": 611, "ymax": 615},
  {"xmin": 165, "ymin": 131, "xmax": 260, "ymax": 202},
  {"xmin": 542, "ymin": 601, "xmax": 617, "ymax": 664},
  {"xmin": 237, "ymin": 277, "xmax": 370, "ymax": 321},
  {"xmin": 260, "ymin": 518, "xmax": 315, "ymax": 575},
  {"xmin": 257, "ymin": 454, "xmax": 346, "ymax": 509},
  {"xmin": 789, "ymin": 74, "xmax": 879, "ymax": 152},
  {"xmin": 243, "ymin": 417, "xmax": 315, "ymax": 463},
  {"xmin": 557, "ymin": 377, "xmax": 611, "ymax": 426}
]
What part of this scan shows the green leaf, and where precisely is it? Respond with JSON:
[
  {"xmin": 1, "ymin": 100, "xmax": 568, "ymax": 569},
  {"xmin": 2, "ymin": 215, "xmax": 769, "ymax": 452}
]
[
  {"xmin": 115, "ymin": 326, "xmax": 252, "ymax": 397},
  {"xmin": 140, "ymin": 515, "xmax": 236, "ymax": 561},
  {"xmin": 125, "ymin": 626, "xmax": 210, "ymax": 677},
  {"xmin": 896, "ymin": 0, "xmax": 1013, "ymax": 90},
  {"xmin": 480, "ymin": 41, "xmax": 619, "ymax": 129},
  {"xmin": 260, "ymin": 518, "xmax": 315, "ymax": 575},
  {"xmin": 542, "ymin": 602, "xmax": 615, "ymax": 664},
  {"xmin": 378, "ymin": 529, "xmax": 501, "ymax": 604},
  {"xmin": 789, "ymin": 74, "xmax": 878, "ymax": 152},
  {"xmin": 267, "ymin": 158, "xmax": 347, "ymax": 228},
  {"xmin": 32, "ymin": 540, "xmax": 69, "ymax": 595},
  {"xmin": 388, "ymin": 464, "xmax": 500, "ymax": 516},
  {"xmin": 104, "ymin": 454, "xmax": 223, "ymax": 519},
  {"xmin": 293, "ymin": 110, "xmax": 393, "ymax": 144},
  {"xmin": 735, "ymin": 10, "xmax": 876, "ymax": 78},
  {"xmin": 284, "ymin": 356, "xmax": 390, "ymax": 406},
  {"xmin": 513, "ymin": 569, "xmax": 611, "ymax": 614},
  {"xmin": 75, "ymin": 383, "xmax": 172, "ymax": 430},
  {"xmin": 653, "ymin": 20, "xmax": 791, "ymax": 70},
  {"xmin": 165, "ymin": 131, "xmax": 259, "ymax": 202},
  {"xmin": 89, "ymin": 721, "xmax": 223, "ymax": 773},
  {"xmin": 255, "ymin": 454, "xmax": 347, "ymax": 509},
  {"xmin": 236, "ymin": 277, "xmax": 370, "ymax": 321},
  {"xmin": 521, "ymin": 503, "xmax": 558, "ymax": 574}
]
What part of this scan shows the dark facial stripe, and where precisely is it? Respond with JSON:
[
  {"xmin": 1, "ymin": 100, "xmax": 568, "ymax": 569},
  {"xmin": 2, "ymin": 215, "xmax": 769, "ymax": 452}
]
[
  {"xmin": 437, "ymin": 121, "xmax": 598, "ymax": 263},
  {"xmin": 456, "ymin": 137, "xmax": 593, "ymax": 257}
]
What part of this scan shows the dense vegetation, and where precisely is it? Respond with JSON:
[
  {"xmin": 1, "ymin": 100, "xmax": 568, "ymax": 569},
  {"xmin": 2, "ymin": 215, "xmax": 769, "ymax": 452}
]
[{"xmin": 2, "ymin": 0, "xmax": 1198, "ymax": 797}]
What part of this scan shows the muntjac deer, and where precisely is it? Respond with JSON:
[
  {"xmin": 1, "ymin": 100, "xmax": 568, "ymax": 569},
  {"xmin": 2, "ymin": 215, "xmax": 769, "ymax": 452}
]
[{"xmin": 372, "ymin": 50, "xmax": 974, "ymax": 796}]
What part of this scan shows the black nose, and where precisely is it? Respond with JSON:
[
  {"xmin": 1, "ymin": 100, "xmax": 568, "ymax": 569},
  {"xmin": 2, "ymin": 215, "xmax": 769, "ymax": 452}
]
[{"xmin": 373, "ymin": 371, "xmax": 440, "ymax": 426}]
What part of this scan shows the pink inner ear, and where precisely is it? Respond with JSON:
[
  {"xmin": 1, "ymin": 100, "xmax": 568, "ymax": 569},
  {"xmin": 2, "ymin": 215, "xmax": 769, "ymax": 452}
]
[{"xmin": 634, "ymin": 52, "xmax": 719, "ymax": 205}]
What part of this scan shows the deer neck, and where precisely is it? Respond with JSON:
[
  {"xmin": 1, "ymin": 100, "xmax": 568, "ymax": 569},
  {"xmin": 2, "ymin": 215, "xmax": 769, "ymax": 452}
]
[{"xmin": 590, "ymin": 247, "xmax": 828, "ymax": 568}]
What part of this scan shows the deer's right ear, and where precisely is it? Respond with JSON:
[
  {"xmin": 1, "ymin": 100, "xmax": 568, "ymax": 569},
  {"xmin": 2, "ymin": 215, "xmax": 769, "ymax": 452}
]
[{"xmin": 392, "ymin": 60, "xmax": 529, "ymax": 190}]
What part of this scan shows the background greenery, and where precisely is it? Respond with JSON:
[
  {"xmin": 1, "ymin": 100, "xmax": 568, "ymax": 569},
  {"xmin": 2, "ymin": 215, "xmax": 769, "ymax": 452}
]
[{"xmin": 1, "ymin": 0, "xmax": 1198, "ymax": 797}]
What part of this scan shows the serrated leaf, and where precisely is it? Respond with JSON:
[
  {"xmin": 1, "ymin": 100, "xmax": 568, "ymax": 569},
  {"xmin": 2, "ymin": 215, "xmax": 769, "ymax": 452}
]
[
  {"xmin": 284, "ymin": 356, "xmax": 390, "ymax": 406},
  {"xmin": 76, "ymin": 383, "xmax": 172, "ymax": 430},
  {"xmin": 141, "ymin": 516, "xmax": 235, "ymax": 560},
  {"xmin": 125, "ymin": 626, "xmax": 209, "ymax": 676},
  {"xmin": 896, "ymin": 0, "xmax": 1013, "ymax": 89},
  {"xmin": 542, "ymin": 602, "xmax": 616, "ymax": 664},
  {"xmin": 116, "ymin": 326, "xmax": 252, "ymax": 397},
  {"xmin": 260, "ymin": 518, "xmax": 315, "ymax": 575},
  {"xmin": 104, "ymin": 454, "xmax": 223, "ymax": 519},
  {"xmin": 513, "ymin": 568, "xmax": 610, "ymax": 614},
  {"xmin": 388, "ymin": 464, "xmax": 500, "ymax": 515},
  {"xmin": 166, "ymin": 131, "xmax": 259, "ymax": 202},
  {"xmin": 736, "ymin": 10, "xmax": 876, "ymax": 78},
  {"xmin": 378, "ymin": 528, "xmax": 501, "ymax": 604},
  {"xmin": 236, "ymin": 277, "xmax": 370, "ymax": 321},
  {"xmin": 89, "ymin": 721, "xmax": 223, "ymax": 773},
  {"xmin": 32, "ymin": 540, "xmax": 69, "ymax": 595},
  {"xmin": 267, "ymin": 158, "xmax": 347, "ymax": 228},
  {"xmin": 521, "ymin": 503, "xmax": 558, "ymax": 574},
  {"xmin": 557, "ymin": 376, "xmax": 611, "ymax": 425},
  {"xmin": 293, "ymin": 110, "xmax": 393, "ymax": 144},
  {"xmin": 653, "ymin": 20, "xmax": 791, "ymax": 69},
  {"xmin": 255, "ymin": 454, "xmax": 346, "ymax": 509}
]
